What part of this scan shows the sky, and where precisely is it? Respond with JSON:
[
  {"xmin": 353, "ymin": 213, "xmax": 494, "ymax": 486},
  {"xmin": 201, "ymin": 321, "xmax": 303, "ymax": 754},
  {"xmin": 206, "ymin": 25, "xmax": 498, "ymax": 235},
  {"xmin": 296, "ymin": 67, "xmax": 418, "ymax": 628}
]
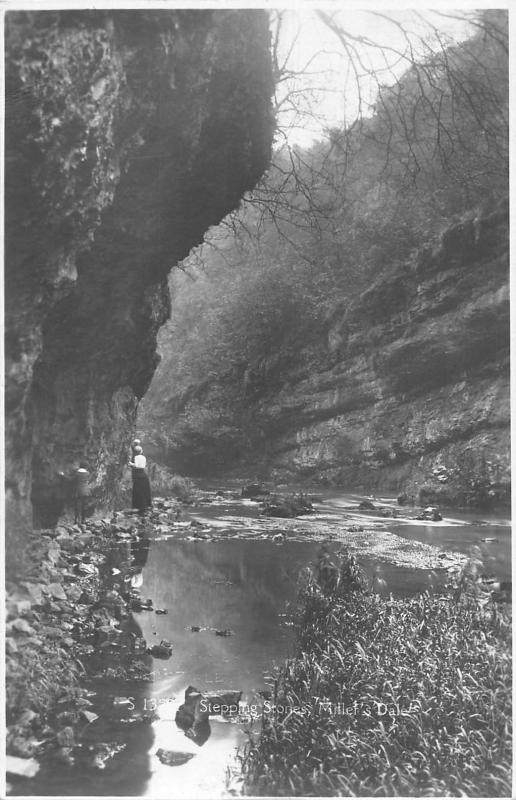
[
  {"xmin": 272, "ymin": 8, "xmax": 476, "ymax": 146},
  {"xmin": 0, "ymin": 2, "xmax": 494, "ymax": 150}
]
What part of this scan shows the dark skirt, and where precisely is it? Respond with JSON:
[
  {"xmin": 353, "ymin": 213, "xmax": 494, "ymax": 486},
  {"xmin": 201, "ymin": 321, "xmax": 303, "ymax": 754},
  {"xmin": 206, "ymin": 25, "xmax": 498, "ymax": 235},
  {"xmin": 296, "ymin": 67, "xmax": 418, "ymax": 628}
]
[{"xmin": 132, "ymin": 468, "xmax": 152, "ymax": 511}]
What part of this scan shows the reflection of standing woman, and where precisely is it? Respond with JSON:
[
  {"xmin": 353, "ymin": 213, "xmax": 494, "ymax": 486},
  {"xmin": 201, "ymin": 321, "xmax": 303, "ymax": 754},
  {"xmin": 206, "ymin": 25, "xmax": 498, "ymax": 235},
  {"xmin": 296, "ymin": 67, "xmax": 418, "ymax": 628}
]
[{"xmin": 129, "ymin": 445, "xmax": 152, "ymax": 514}]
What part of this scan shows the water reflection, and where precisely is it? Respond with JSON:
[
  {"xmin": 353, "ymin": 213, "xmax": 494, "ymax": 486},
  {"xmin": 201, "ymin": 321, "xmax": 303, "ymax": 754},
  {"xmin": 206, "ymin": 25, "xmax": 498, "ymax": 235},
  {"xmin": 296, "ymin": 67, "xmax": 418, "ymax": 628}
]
[
  {"xmin": 136, "ymin": 539, "xmax": 301, "ymax": 689},
  {"xmin": 122, "ymin": 539, "xmax": 312, "ymax": 797},
  {"xmin": 130, "ymin": 535, "xmax": 461, "ymax": 797},
  {"xmin": 24, "ymin": 493, "xmax": 511, "ymax": 798}
]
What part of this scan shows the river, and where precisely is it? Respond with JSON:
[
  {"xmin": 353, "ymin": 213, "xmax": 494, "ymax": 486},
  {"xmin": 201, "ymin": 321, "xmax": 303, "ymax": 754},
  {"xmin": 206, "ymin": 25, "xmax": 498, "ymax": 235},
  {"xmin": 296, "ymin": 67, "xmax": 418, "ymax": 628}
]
[{"xmin": 21, "ymin": 487, "xmax": 510, "ymax": 797}]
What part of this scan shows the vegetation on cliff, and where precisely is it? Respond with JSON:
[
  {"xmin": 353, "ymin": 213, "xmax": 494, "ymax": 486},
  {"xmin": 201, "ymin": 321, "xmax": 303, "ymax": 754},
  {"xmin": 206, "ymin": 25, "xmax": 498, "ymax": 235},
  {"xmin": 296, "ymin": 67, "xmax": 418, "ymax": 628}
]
[
  {"xmin": 239, "ymin": 549, "xmax": 512, "ymax": 797},
  {"xmin": 140, "ymin": 10, "xmax": 509, "ymax": 503}
]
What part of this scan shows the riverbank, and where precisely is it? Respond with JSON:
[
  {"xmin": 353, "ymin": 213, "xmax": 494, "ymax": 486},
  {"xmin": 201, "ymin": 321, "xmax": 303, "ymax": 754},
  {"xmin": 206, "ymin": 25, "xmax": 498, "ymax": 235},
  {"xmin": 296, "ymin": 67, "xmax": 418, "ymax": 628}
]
[
  {"xmin": 239, "ymin": 549, "xmax": 512, "ymax": 797},
  {"xmin": 5, "ymin": 505, "xmax": 180, "ymax": 789},
  {"xmin": 6, "ymin": 487, "xmax": 510, "ymax": 795}
]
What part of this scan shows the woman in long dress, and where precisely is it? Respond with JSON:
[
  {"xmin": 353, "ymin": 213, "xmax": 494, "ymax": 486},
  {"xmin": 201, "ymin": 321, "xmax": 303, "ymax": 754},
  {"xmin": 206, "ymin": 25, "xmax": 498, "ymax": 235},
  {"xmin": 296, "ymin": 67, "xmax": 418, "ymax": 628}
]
[{"xmin": 129, "ymin": 445, "xmax": 152, "ymax": 514}]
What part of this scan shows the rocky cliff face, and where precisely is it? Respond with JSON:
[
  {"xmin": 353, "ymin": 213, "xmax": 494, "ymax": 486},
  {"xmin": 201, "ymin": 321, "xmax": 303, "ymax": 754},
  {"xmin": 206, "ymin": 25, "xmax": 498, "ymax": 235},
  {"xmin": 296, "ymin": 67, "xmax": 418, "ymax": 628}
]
[
  {"xmin": 259, "ymin": 200, "xmax": 510, "ymax": 507},
  {"xmin": 147, "ymin": 200, "xmax": 510, "ymax": 508},
  {"xmin": 5, "ymin": 9, "xmax": 273, "ymax": 541}
]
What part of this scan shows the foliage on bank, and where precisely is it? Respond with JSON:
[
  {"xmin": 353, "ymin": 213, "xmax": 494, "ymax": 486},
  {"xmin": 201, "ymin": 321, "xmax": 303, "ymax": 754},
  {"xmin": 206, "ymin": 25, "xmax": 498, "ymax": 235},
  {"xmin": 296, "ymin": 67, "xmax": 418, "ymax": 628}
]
[
  {"xmin": 6, "ymin": 512, "xmax": 163, "ymax": 778},
  {"xmin": 240, "ymin": 550, "xmax": 512, "ymax": 796}
]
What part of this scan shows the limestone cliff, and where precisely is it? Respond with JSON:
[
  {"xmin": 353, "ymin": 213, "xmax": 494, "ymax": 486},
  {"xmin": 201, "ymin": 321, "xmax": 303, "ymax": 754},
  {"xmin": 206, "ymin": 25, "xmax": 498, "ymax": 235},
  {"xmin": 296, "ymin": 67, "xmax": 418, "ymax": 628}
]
[
  {"xmin": 143, "ymin": 200, "xmax": 509, "ymax": 508},
  {"xmin": 5, "ymin": 9, "xmax": 273, "ymax": 542},
  {"xmin": 259, "ymin": 200, "xmax": 510, "ymax": 507}
]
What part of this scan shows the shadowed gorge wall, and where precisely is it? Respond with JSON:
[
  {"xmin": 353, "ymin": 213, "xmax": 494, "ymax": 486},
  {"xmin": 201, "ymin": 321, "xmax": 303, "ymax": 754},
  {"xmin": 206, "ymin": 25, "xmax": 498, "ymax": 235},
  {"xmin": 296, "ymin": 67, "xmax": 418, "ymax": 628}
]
[
  {"xmin": 142, "ymin": 201, "xmax": 510, "ymax": 508},
  {"xmin": 5, "ymin": 9, "xmax": 274, "ymax": 541},
  {"xmin": 138, "ymin": 11, "xmax": 509, "ymax": 510}
]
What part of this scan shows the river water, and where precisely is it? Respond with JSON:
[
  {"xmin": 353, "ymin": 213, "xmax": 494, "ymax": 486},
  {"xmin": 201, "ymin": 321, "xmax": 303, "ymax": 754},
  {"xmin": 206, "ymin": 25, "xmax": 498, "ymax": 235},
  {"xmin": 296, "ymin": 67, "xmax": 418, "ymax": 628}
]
[{"xmin": 23, "ymin": 488, "xmax": 510, "ymax": 797}]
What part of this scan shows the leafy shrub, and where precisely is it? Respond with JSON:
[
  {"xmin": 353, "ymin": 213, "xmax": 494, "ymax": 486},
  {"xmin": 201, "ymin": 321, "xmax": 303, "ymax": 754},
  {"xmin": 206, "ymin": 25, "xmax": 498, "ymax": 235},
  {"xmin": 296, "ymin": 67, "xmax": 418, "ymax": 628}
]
[
  {"xmin": 240, "ymin": 549, "xmax": 512, "ymax": 797},
  {"xmin": 147, "ymin": 463, "xmax": 197, "ymax": 503}
]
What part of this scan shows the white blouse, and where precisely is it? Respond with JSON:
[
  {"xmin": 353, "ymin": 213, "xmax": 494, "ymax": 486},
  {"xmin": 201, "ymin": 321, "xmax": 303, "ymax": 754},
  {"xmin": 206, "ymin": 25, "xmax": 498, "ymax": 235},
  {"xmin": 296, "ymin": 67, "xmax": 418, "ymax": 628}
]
[{"xmin": 133, "ymin": 454, "xmax": 146, "ymax": 468}]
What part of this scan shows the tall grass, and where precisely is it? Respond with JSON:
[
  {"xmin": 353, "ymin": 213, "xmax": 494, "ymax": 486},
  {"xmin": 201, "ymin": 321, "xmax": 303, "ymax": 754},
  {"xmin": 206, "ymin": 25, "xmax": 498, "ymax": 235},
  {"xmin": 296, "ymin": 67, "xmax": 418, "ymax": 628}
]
[{"xmin": 240, "ymin": 549, "xmax": 512, "ymax": 797}]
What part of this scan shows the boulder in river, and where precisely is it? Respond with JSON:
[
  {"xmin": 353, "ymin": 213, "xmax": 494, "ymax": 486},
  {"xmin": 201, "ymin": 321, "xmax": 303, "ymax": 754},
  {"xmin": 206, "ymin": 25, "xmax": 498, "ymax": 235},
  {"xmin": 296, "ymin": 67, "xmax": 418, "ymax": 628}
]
[
  {"xmin": 156, "ymin": 749, "xmax": 195, "ymax": 767},
  {"xmin": 175, "ymin": 686, "xmax": 211, "ymax": 746},
  {"xmin": 175, "ymin": 686, "xmax": 242, "ymax": 737},
  {"xmin": 147, "ymin": 639, "xmax": 173, "ymax": 658},
  {"xmin": 130, "ymin": 596, "xmax": 153, "ymax": 611},
  {"xmin": 261, "ymin": 495, "xmax": 314, "ymax": 518},
  {"xmin": 415, "ymin": 506, "xmax": 443, "ymax": 522}
]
